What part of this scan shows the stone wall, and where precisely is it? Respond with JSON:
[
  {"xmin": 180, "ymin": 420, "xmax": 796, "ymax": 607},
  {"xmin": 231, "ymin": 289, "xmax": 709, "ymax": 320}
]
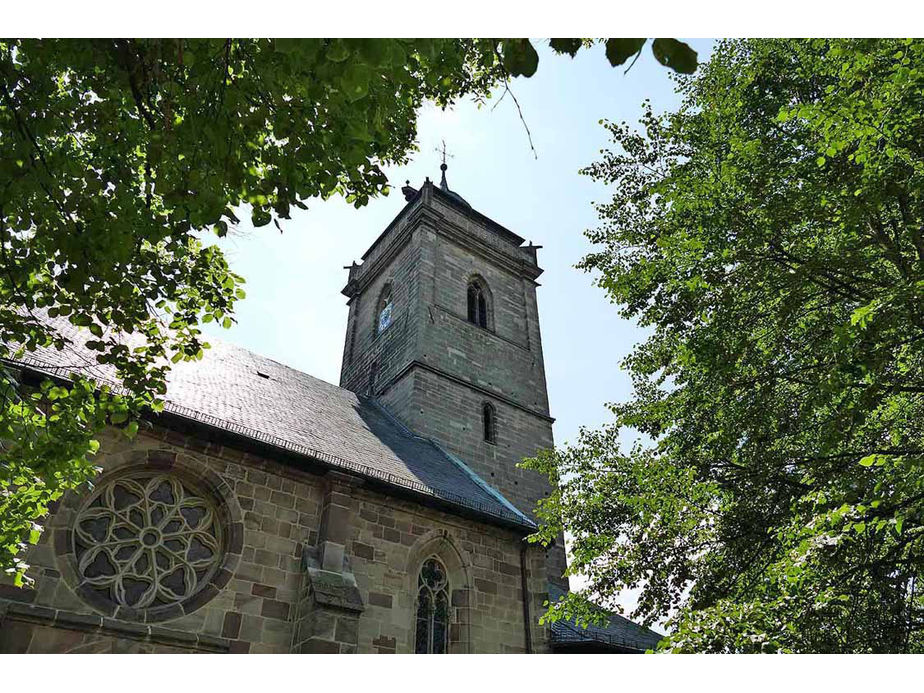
[
  {"xmin": 0, "ymin": 425, "xmax": 549, "ymax": 654},
  {"xmin": 335, "ymin": 181, "xmax": 565, "ymax": 590},
  {"xmin": 340, "ymin": 235, "xmax": 423, "ymax": 397}
]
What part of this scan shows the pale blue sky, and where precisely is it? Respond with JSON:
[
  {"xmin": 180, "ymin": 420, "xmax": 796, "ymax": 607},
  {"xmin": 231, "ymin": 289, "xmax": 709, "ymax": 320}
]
[{"xmin": 203, "ymin": 40, "xmax": 715, "ymax": 459}]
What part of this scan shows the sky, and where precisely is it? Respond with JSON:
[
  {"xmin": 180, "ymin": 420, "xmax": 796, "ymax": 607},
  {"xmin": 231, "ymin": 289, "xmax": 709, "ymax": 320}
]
[{"xmin": 200, "ymin": 39, "xmax": 716, "ymax": 617}]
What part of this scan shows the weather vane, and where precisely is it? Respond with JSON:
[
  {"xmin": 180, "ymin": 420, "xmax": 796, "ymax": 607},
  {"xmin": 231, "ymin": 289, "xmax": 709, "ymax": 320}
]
[
  {"xmin": 435, "ymin": 139, "xmax": 454, "ymax": 169},
  {"xmin": 435, "ymin": 139, "xmax": 454, "ymax": 191}
]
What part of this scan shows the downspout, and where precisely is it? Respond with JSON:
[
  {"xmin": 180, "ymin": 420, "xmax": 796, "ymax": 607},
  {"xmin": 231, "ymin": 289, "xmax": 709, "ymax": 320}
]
[{"xmin": 520, "ymin": 540, "xmax": 533, "ymax": 654}]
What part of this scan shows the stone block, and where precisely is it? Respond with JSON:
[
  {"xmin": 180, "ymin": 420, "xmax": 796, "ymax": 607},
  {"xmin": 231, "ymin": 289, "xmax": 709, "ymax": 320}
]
[
  {"xmin": 222, "ymin": 612, "xmax": 242, "ymax": 639},
  {"xmin": 368, "ymin": 591, "xmax": 393, "ymax": 609},
  {"xmin": 474, "ymin": 578, "xmax": 497, "ymax": 595},
  {"xmin": 299, "ymin": 638, "xmax": 340, "ymax": 654},
  {"xmin": 373, "ymin": 634, "xmax": 396, "ymax": 651},
  {"xmin": 239, "ymin": 614, "xmax": 265, "ymax": 642},
  {"xmin": 319, "ymin": 504, "xmax": 351, "ymax": 545},
  {"xmin": 261, "ymin": 599, "xmax": 290, "ymax": 621},
  {"xmin": 335, "ymin": 616, "xmax": 359, "ymax": 645},
  {"xmin": 353, "ymin": 542, "xmax": 375, "ymax": 560},
  {"xmin": 320, "ymin": 541, "xmax": 345, "ymax": 573},
  {"xmin": 251, "ymin": 583, "xmax": 277, "ymax": 599}
]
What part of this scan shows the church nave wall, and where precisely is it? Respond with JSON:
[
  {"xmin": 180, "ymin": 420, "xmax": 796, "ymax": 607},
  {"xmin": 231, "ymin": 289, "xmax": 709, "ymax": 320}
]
[{"xmin": 0, "ymin": 424, "xmax": 549, "ymax": 654}]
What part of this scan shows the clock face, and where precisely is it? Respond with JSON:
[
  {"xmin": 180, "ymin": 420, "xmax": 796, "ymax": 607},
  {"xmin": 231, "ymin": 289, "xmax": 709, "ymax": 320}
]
[{"xmin": 379, "ymin": 302, "xmax": 393, "ymax": 333}]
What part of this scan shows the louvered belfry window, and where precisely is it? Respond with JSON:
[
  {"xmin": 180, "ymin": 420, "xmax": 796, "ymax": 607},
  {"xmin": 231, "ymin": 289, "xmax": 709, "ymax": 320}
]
[{"xmin": 415, "ymin": 557, "xmax": 450, "ymax": 654}]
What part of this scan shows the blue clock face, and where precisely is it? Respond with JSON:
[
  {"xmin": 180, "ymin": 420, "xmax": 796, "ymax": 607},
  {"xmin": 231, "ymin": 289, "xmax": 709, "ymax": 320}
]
[{"xmin": 378, "ymin": 303, "xmax": 393, "ymax": 333}]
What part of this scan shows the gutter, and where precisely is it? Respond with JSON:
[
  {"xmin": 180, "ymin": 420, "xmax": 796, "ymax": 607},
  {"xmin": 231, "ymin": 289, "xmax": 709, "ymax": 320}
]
[{"xmin": 520, "ymin": 540, "xmax": 533, "ymax": 654}]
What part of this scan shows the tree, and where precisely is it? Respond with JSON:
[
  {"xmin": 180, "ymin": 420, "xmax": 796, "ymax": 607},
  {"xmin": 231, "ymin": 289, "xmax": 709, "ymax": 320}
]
[
  {"xmin": 524, "ymin": 38, "xmax": 924, "ymax": 653},
  {"xmin": 0, "ymin": 38, "xmax": 696, "ymax": 584}
]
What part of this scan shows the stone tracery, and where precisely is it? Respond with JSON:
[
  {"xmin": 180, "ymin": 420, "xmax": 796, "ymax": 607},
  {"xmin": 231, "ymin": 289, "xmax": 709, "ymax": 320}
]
[
  {"xmin": 72, "ymin": 473, "xmax": 223, "ymax": 612},
  {"xmin": 415, "ymin": 556, "xmax": 450, "ymax": 654}
]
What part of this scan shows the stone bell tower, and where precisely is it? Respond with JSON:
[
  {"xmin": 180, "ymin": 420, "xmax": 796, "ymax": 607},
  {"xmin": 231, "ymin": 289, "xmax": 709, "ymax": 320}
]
[{"xmin": 340, "ymin": 166, "xmax": 567, "ymax": 588}]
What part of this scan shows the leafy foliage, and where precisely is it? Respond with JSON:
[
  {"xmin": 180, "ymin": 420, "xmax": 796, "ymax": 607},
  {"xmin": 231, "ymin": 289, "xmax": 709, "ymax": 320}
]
[
  {"xmin": 0, "ymin": 38, "xmax": 697, "ymax": 585},
  {"xmin": 0, "ymin": 38, "xmax": 508, "ymax": 583},
  {"xmin": 524, "ymin": 39, "xmax": 924, "ymax": 652}
]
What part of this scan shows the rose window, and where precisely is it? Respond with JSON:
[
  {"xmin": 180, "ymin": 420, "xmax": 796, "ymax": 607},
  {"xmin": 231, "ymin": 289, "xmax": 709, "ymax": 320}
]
[{"xmin": 72, "ymin": 473, "xmax": 223, "ymax": 614}]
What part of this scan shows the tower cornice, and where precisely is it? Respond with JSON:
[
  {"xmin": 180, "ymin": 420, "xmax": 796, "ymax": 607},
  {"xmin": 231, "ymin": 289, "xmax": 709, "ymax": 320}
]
[{"xmin": 342, "ymin": 185, "xmax": 543, "ymax": 299}]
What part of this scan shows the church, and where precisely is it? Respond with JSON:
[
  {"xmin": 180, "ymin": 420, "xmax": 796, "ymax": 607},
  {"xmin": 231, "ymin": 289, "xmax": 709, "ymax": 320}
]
[{"xmin": 0, "ymin": 166, "xmax": 662, "ymax": 653}]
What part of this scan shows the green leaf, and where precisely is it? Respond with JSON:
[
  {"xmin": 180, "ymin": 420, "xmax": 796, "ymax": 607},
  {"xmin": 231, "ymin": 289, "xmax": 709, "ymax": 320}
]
[
  {"xmin": 605, "ymin": 39, "xmax": 646, "ymax": 67},
  {"xmin": 326, "ymin": 39, "xmax": 350, "ymax": 62},
  {"xmin": 550, "ymin": 39, "xmax": 582, "ymax": 58},
  {"xmin": 341, "ymin": 63, "xmax": 371, "ymax": 102},
  {"xmin": 651, "ymin": 38, "xmax": 698, "ymax": 74},
  {"xmin": 503, "ymin": 39, "xmax": 539, "ymax": 78},
  {"xmin": 251, "ymin": 208, "xmax": 271, "ymax": 228}
]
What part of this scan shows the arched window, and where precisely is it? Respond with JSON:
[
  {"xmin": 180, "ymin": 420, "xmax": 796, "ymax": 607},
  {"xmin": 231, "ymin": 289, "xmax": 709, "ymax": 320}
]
[
  {"xmin": 376, "ymin": 284, "xmax": 393, "ymax": 335},
  {"xmin": 466, "ymin": 278, "xmax": 490, "ymax": 329},
  {"xmin": 482, "ymin": 402, "xmax": 497, "ymax": 444},
  {"xmin": 415, "ymin": 557, "xmax": 450, "ymax": 654}
]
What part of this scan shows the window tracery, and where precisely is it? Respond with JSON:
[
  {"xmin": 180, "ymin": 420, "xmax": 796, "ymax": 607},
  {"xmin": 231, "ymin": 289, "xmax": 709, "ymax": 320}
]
[
  {"xmin": 72, "ymin": 473, "xmax": 224, "ymax": 615},
  {"xmin": 466, "ymin": 280, "xmax": 489, "ymax": 329},
  {"xmin": 414, "ymin": 557, "xmax": 450, "ymax": 654}
]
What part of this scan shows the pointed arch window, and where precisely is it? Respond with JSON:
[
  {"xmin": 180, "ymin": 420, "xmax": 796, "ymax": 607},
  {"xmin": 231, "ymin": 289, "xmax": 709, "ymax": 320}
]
[
  {"xmin": 482, "ymin": 402, "xmax": 497, "ymax": 444},
  {"xmin": 467, "ymin": 279, "xmax": 489, "ymax": 329},
  {"xmin": 377, "ymin": 284, "xmax": 393, "ymax": 335},
  {"xmin": 415, "ymin": 557, "xmax": 450, "ymax": 654}
]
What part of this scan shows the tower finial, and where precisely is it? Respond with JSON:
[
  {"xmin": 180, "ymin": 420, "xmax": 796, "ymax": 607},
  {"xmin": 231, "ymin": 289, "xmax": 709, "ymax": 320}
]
[{"xmin": 436, "ymin": 139, "xmax": 453, "ymax": 191}]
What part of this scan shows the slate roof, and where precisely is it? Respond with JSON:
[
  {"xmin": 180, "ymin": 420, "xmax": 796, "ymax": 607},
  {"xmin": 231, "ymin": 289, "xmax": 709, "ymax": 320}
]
[
  {"xmin": 547, "ymin": 584, "xmax": 665, "ymax": 653},
  {"xmin": 7, "ymin": 316, "xmax": 534, "ymax": 531}
]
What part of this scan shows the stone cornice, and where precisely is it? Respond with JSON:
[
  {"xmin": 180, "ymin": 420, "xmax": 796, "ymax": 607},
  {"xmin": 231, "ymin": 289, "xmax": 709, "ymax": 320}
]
[
  {"xmin": 342, "ymin": 182, "xmax": 543, "ymax": 299},
  {"xmin": 432, "ymin": 304, "xmax": 531, "ymax": 353},
  {"xmin": 0, "ymin": 600, "xmax": 232, "ymax": 652}
]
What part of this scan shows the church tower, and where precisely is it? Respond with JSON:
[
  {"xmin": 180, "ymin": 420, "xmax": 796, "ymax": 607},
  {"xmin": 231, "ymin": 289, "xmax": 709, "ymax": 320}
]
[{"xmin": 340, "ymin": 166, "xmax": 567, "ymax": 588}]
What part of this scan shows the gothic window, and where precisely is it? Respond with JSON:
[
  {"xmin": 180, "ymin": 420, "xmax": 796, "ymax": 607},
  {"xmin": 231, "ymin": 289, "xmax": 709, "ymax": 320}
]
[
  {"xmin": 376, "ymin": 284, "xmax": 393, "ymax": 335},
  {"xmin": 466, "ymin": 278, "xmax": 490, "ymax": 329},
  {"xmin": 368, "ymin": 361, "xmax": 379, "ymax": 396},
  {"xmin": 482, "ymin": 402, "xmax": 497, "ymax": 444},
  {"xmin": 415, "ymin": 557, "xmax": 450, "ymax": 654},
  {"xmin": 72, "ymin": 473, "xmax": 224, "ymax": 619}
]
